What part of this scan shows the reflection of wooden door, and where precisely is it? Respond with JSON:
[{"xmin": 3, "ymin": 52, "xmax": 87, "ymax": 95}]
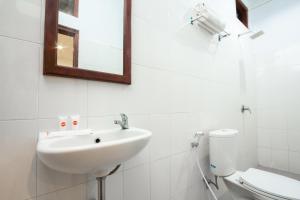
[
  {"xmin": 59, "ymin": 0, "xmax": 79, "ymax": 17},
  {"xmin": 57, "ymin": 25, "xmax": 79, "ymax": 68},
  {"xmin": 236, "ymin": 0, "xmax": 248, "ymax": 28}
]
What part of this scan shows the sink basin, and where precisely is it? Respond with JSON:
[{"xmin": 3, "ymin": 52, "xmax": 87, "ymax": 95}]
[{"xmin": 37, "ymin": 128, "xmax": 152, "ymax": 177}]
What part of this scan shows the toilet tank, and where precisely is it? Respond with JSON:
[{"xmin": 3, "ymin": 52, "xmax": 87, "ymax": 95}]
[{"xmin": 209, "ymin": 129, "xmax": 238, "ymax": 177}]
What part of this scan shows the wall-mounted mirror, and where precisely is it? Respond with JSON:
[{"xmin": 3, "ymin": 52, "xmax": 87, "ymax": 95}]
[{"xmin": 44, "ymin": 0, "xmax": 131, "ymax": 84}]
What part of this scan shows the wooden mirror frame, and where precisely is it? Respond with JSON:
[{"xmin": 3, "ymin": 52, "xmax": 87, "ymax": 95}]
[{"xmin": 44, "ymin": 0, "xmax": 131, "ymax": 84}]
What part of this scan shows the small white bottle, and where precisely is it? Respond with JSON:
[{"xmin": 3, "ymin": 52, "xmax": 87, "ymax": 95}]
[
  {"xmin": 58, "ymin": 116, "xmax": 68, "ymax": 131},
  {"xmin": 71, "ymin": 115, "xmax": 80, "ymax": 130}
]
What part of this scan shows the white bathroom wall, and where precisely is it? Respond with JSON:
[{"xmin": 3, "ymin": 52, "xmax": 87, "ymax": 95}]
[
  {"xmin": 241, "ymin": 0, "xmax": 272, "ymax": 10},
  {"xmin": 0, "ymin": 0, "xmax": 257, "ymax": 200},
  {"xmin": 250, "ymin": 0, "xmax": 300, "ymax": 174}
]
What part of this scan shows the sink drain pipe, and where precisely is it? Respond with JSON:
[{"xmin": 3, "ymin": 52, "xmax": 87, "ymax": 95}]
[{"xmin": 96, "ymin": 164, "xmax": 121, "ymax": 200}]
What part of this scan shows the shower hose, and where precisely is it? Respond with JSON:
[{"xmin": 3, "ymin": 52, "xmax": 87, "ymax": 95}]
[{"xmin": 195, "ymin": 142, "xmax": 218, "ymax": 200}]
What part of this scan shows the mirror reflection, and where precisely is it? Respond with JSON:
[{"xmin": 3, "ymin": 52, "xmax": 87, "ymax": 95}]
[
  {"xmin": 59, "ymin": 0, "xmax": 78, "ymax": 17},
  {"xmin": 57, "ymin": 0, "xmax": 124, "ymax": 75}
]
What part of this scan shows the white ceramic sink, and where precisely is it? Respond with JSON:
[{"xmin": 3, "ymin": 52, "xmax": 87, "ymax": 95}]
[{"xmin": 37, "ymin": 128, "xmax": 152, "ymax": 177}]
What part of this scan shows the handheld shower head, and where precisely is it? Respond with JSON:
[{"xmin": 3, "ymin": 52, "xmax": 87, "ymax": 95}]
[
  {"xmin": 238, "ymin": 30, "xmax": 264, "ymax": 40},
  {"xmin": 249, "ymin": 30, "xmax": 264, "ymax": 39}
]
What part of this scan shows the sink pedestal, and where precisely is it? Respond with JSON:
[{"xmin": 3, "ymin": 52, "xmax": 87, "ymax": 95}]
[
  {"xmin": 95, "ymin": 164, "xmax": 121, "ymax": 200},
  {"xmin": 96, "ymin": 177, "xmax": 106, "ymax": 200}
]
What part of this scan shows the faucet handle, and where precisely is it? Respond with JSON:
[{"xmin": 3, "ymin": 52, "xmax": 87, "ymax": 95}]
[
  {"xmin": 120, "ymin": 113, "xmax": 128, "ymax": 121},
  {"xmin": 241, "ymin": 105, "xmax": 252, "ymax": 114},
  {"xmin": 194, "ymin": 131, "xmax": 204, "ymax": 138},
  {"xmin": 115, "ymin": 113, "xmax": 129, "ymax": 129}
]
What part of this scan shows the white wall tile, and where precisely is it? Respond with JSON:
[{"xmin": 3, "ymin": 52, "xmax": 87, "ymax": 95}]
[
  {"xmin": 170, "ymin": 152, "xmax": 190, "ymax": 197},
  {"xmin": 288, "ymin": 130, "xmax": 300, "ymax": 152},
  {"xmin": 253, "ymin": 0, "xmax": 300, "ymax": 175},
  {"xmin": 87, "ymin": 80, "xmax": 127, "ymax": 117},
  {"xmin": 271, "ymin": 133, "xmax": 288, "ymax": 150},
  {"xmin": 87, "ymin": 172, "xmax": 123, "ymax": 200},
  {"xmin": 86, "ymin": 180, "xmax": 97, "ymax": 200},
  {"xmin": 0, "ymin": 37, "xmax": 39, "ymax": 120},
  {"xmin": 257, "ymin": 109, "xmax": 286, "ymax": 130},
  {"xmin": 258, "ymin": 147, "xmax": 272, "ymax": 167},
  {"xmin": 171, "ymin": 189, "xmax": 188, "ymax": 200},
  {"xmin": 169, "ymin": 74, "xmax": 191, "ymax": 113},
  {"xmin": 124, "ymin": 164, "xmax": 150, "ymax": 200},
  {"xmin": 132, "ymin": 17, "xmax": 170, "ymax": 70},
  {"xmin": 87, "ymin": 116, "xmax": 117, "ymax": 130},
  {"xmin": 124, "ymin": 145, "xmax": 150, "ymax": 170},
  {"xmin": 88, "ymin": 65, "xmax": 172, "ymax": 116},
  {"xmin": 132, "ymin": 0, "xmax": 169, "ymax": 31},
  {"xmin": 289, "ymin": 151, "xmax": 300, "ymax": 174},
  {"xmin": 0, "ymin": 0, "xmax": 41, "ymax": 42},
  {"xmin": 257, "ymin": 128, "xmax": 271, "ymax": 148},
  {"xmin": 149, "ymin": 114, "xmax": 172, "ymax": 161},
  {"xmin": 37, "ymin": 160, "xmax": 87, "ymax": 196},
  {"xmin": 170, "ymin": 113, "xmax": 192, "ymax": 154},
  {"xmin": 131, "ymin": 66, "xmax": 172, "ymax": 114},
  {"xmin": 287, "ymin": 66, "xmax": 300, "ymax": 131},
  {"xmin": 0, "ymin": 120, "xmax": 37, "ymax": 200},
  {"xmin": 150, "ymin": 157, "xmax": 171, "ymax": 200},
  {"xmin": 38, "ymin": 76, "xmax": 87, "ymax": 118},
  {"xmin": 271, "ymin": 149, "xmax": 289, "ymax": 171},
  {"xmin": 256, "ymin": 68, "xmax": 287, "ymax": 110},
  {"xmin": 106, "ymin": 172, "xmax": 123, "ymax": 200},
  {"xmin": 187, "ymin": 183, "xmax": 207, "ymax": 200},
  {"xmin": 168, "ymin": 31, "xmax": 214, "ymax": 79},
  {"xmin": 37, "ymin": 184, "xmax": 86, "ymax": 200}
]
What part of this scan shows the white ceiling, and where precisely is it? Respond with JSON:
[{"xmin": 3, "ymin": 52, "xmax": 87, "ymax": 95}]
[{"xmin": 241, "ymin": 0, "xmax": 273, "ymax": 10}]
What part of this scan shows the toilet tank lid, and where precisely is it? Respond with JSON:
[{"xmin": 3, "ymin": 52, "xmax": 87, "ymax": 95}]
[
  {"xmin": 240, "ymin": 168, "xmax": 300, "ymax": 200},
  {"xmin": 209, "ymin": 129, "xmax": 238, "ymax": 138}
]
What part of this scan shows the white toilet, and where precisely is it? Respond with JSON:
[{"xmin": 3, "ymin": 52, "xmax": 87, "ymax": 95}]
[{"xmin": 209, "ymin": 129, "xmax": 300, "ymax": 200}]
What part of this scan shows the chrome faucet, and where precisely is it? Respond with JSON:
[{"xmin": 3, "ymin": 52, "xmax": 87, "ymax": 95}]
[{"xmin": 114, "ymin": 113, "xmax": 129, "ymax": 129}]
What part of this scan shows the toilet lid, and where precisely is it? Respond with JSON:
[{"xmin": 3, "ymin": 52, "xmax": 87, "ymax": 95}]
[{"xmin": 240, "ymin": 168, "xmax": 300, "ymax": 200}]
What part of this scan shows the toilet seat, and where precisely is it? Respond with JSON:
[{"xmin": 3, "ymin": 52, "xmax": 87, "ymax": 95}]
[{"xmin": 239, "ymin": 168, "xmax": 300, "ymax": 200}]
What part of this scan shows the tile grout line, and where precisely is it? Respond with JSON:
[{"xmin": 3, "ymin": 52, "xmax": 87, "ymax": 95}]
[
  {"xmin": 34, "ymin": 181, "xmax": 88, "ymax": 199},
  {"xmin": 149, "ymin": 155, "xmax": 152, "ymax": 200},
  {"xmin": 0, "ymin": 118, "xmax": 37, "ymax": 122},
  {"xmin": 133, "ymin": 62, "xmax": 239, "ymax": 87},
  {"xmin": 122, "ymin": 167, "xmax": 125, "ymax": 200},
  {"xmin": 86, "ymin": 81, "xmax": 89, "ymax": 128},
  {"xmin": 35, "ymin": 25, "xmax": 43, "ymax": 200},
  {"xmin": 0, "ymin": 111, "xmax": 194, "ymax": 123},
  {"xmin": 0, "ymin": 34, "xmax": 41, "ymax": 45},
  {"xmin": 36, "ymin": 0, "xmax": 45, "ymax": 191}
]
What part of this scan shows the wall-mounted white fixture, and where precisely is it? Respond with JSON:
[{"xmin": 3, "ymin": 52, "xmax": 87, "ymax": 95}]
[
  {"xmin": 190, "ymin": 3, "xmax": 230, "ymax": 41},
  {"xmin": 37, "ymin": 126, "xmax": 152, "ymax": 200},
  {"xmin": 209, "ymin": 129, "xmax": 300, "ymax": 200},
  {"xmin": 37, "ymin": 128, "xmax": 151, "ymax": 176}
]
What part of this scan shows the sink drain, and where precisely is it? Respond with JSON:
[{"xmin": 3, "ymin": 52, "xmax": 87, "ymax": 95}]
[{"xmin": 95, "ymin": 138, "xmax": 101, "ymax": 143}]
